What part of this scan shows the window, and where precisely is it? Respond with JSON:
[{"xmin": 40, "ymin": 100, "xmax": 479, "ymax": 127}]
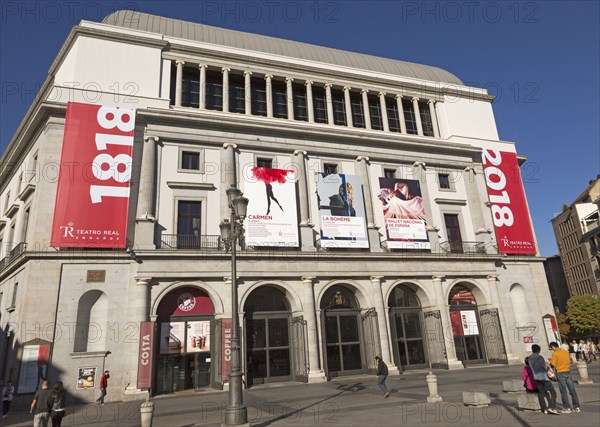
[
  {"xmin": 384, "ymin": 169, "xmax": 396, "ymax": 179},
  {"xmin": 228, "ymin": 73, "xmax": 246, "ymax": 113},
  {"xmin": 312, "ymin": 86, "xmax": 328, "ymax": 124},
  {"xmin": 272, "ymin": 80, "xmax": 288, "ymax": 119},
  {"xmin": 251, "ymin": 77, "xmax": 267, "ymax": 116},
  {"xmin": 205, "ymin": 70, "xmax": 223, "ymax": 111},
  {"xmin": 438, "ymin": 174, "xmax": 450, "ymax": 189},
  {"xmin": 350, "ymin": 92, "xmax": 365, "ymax": 128},
  {"xmin": 177, "ymin": 201, "xmax": 201, "ymax": 237},
  {"xmin": 182, "ymin": 67, "xmax": 200, "ymax": 107},
  {"xmin": 257, "ymin": 158, "xmax": 273, "ymax": 168},
  {"xmin": 0, "ymin": 292, "xmax": 3, "ymax": 319},
  {"xmin": 181, "ymin": 151, "xmax": 201, "ymax": 171},
  {"xmin": 10, "ymin": 283, "xmax": 18, "ymax": 309},
  {"xmin": 4, "ymin": 192, "xmax": 10, "ymax": 212},
  {"xmin": 323, "ymin": 163, "xmax": 338, "ymax": 174},
  {"xmin": 16, "ymin": 173, "xmax": 22, "ymax": 197},
  {"xmin": 368, "ymin": 94, "xmax": 383, "ymax": 130},
  {"xmin": 292, "ymin": 84, "xmax": 308, "ymax": 121},
  {"xmin": 419, "ymin": 101, "xmax": 434, "ymax": 137},
  {"xmin": 402, "ymin": 98, "xmax": 417, "ymax": 134},
  {"xmin": 444, "ymin": 214, "xmax": 463, "ymax": 253},
  {"xmin": 332, "ymin": 89, "xmax": 347, "ymax": 126},
  {"xmin": 21, "ymin": 207, "xmax": 30, "ymax": 243},
  {"xmin": 386, "ymin": 97, "xmax": 401, "ymax": 132}
]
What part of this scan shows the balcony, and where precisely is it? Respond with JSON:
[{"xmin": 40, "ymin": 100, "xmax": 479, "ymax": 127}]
[
  {"xmin": 439, "ymin": 241, "xmax": 486, "ymax": 254},
  {"xmin": 158, "ymin": 234, "xmax": 221, "ymax": 250},
  {"xmin": 0, "ymin": 242, "xmax": 27, "ymax": 271}
]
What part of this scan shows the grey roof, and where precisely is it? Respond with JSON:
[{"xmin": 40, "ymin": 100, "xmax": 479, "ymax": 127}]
[{"xmin": 102, "ymin": 10, "xmax": 463, "ymax": 85}]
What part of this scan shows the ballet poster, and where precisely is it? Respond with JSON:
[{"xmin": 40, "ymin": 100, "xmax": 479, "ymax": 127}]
[{"xmin": 243, "ymin": 167, "xmax": 299, "ymax": 247}]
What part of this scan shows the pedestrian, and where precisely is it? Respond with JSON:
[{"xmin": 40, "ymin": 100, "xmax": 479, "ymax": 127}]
[
  {"xmin": 30, "ymin": 380, "xmax": 52, "ymax": 427},
  {"xmin": 521, "ymin": 357, "xmax": 538, "ymax": 393},
  {"xmin": 579, "ymin": 340, "xmax": 588, "ymax": 363},
  {"xmin": 549, "ymin": 341, "xmax": 580, "ymax": 414},
  {"xmin": 49, "ymin": 381, "xmax": 67, "ymax": 427},
  {"xmin": 2, "ymin": 380, "xmax": 14, "ymax": 419},
  {"xmin": 96, "ymin": 370, "xmax": 110, "ymax": 405},
  {"xmin": 572, "ymin": 340, "xmax": 580, "ymax": 361},
  {"xmin": 374, "ymin": 356, "xmax": 390, "ymax": 398},
  {"xmin": 528, "ymin": 344, "xmax": 560, "ymax": 415},
  {"xmin": 586, "ymin": 339, "xmax": 596, "ymax": 362},
  {"xmin": 568, "ymin": 341, "xmax": 577, "ymax": 363}
]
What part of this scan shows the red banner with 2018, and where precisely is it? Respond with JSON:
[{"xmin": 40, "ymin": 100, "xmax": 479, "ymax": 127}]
[{"xmin": 51, "ymin": 102, "xmax": 136, "ymax": 248}]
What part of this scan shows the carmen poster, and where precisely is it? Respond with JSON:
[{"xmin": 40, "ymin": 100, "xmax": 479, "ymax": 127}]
[
  {"xmin": 243, "ymin": 167, "xmax": 299, "ymax": 247},
  {"xmin": 378, "ymin": 177, "xmax": 430, "ymax": 249},
  {"xmin": 316, "ymin": 173, "xmax": 369, "ymax": 248}
]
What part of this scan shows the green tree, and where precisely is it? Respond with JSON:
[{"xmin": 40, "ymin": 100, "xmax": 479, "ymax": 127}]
[
  {"xmin": 567, "ymin": 295, "xmax": 600, "ymax": 335},
  {"xmin": 554, "ymin": 308, "xmax": 571, "ymax": 339}
]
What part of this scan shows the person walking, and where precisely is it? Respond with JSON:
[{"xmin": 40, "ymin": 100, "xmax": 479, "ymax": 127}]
[
  {"xmin": 375, "ymin": 356, "xmax": 390, "ymax": 398},
  {"xmin": 49, "ymin": 381, "xmax": 67, "ymax": 427},
  {"xmin": 529, "ymin": 344, "xmax": 560, "ymax": 415},
  {"xmin": 2, "ymin": 380, "xmax": 14, "ymax": 419},
  {"xmin": 30, "ymin": 380, "xmax": 52, "ymax": 427},
  {"xmin": 549, "ymin": 341, "xmax": 580, "ymax": 413},
  {"xmin": 96, "ymin": 370, "xmax": 110, "ymax": 405}
]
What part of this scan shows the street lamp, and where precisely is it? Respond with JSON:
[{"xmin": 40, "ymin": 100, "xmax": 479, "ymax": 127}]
[{"xmin": 220, "ymin": 184, "xmax": 249, "ymax": 426}]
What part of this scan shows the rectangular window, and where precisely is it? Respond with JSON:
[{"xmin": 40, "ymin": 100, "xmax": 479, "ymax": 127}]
[
  {"xmin": 419, "ymin": 101, "xmax": 434, "ymax": 136},
  {"xmin": 272, "ymin": 80, "xmax": 288, "ymax": 119},
  {"xmin": 331, "ymin": 89, "xmax": 347, "ymax": 126},
  {"xmin": 205, "ymin": 70, "xmax": 223, "ymax": 111},
  {"xmin": 402, "ymin": 98, "xmax": 417, "ymax": 134},
  {"xmin": 439, "ymin": 174, "xmax": 450, "ymax": 189},
  {"xmin": 368, "ymin": 94, "xmax": 383, "ymax": 130},
  {"xmin": 22, "ymin": 208, "xmax": 30, "ymax": 243},
  {"xmin": 444, "ymin": 214, "xmax": 463, "ymax": 253},
  {"xmin": 384, "ymin": 169, "xmax": 396, "ymax": 179},
  {"xmin": 11, "ymin": 283, "xmax": 18, "ymax": 308},
  {"xmin": 251, "ymin": 77, "xmax": 267, "ymax": 116},
  {"xmin": 4, "ymin": 192, "xmax": 10, "ymax": 212},
  {"xmin": 181, "ymin": 151, "xmax": 201, "ymax": 171},
  {"xmin": 386, "ymin": 97, "xmax": 401, "ymax": 132},
  {"xmin": 182, "ymin": 67, "xmax": 200, "ymax": 108},
  {"xmin": 312, "ymin": 86, "xmax": 328, "ymax": 124},
  {"xmin": 350, "ymin": 92, "xmax": 365, "ymax": 128},
  {"xmin": 177, "ymin": 201, "xmax": 201, "ymax": 249},
  {"xmin": 0, "ymin": 292, "xmax": 3, "ymax": 319},
  {"xmin": 323, "ymin": 163, "xmax": 338, "ymax": 174},
  {"xmin": 257, "ymin": 158, "xmax": 273, "ymax": 168},
  {"xmin": 228, "ymin": 73, "xmax": 246, "ymax": 114},
  {"xmin": 292, "ymin": 84, "xmax": 308, "ymax": 121}
]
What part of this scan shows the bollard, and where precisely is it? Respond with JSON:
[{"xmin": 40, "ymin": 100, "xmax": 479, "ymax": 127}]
[
  {"xmin": 426, "ymin": 372, "xmax": 443, "ymax": 402},
  {"xmin": 576, "ymin": 360, "xmax": 593, "ymax": 385},
  {"xmin": 140, "ymin": 398, "xmax": 154, "ymax": 427}
]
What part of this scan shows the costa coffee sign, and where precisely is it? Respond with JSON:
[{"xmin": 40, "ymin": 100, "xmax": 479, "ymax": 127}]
[
  {"xmin": 137, "ymin": 322, "xmax": 154, "ymax": 389},
  {"xmin": 51, "ymin": 102, "xmax": 136, "ymax": 248},
  {"xmin": 482, "ymin": 149, "xmax": 536, "ymax": 255},
  {"xmin": 221, "ymin": 318, "xmax": 232, "ymax": 381}
]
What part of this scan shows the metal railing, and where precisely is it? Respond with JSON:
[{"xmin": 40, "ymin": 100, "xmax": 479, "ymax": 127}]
[
  {"xmin": 439, "ymin": 241, "xmax": 486, "ymax": 254},
  {"xmin": 0, "ymin": 242, "xmax": 27, "ymax": 271},
  {"xmin": 158, "ymin": 234, "xmax": 221, "ymax": 250}
]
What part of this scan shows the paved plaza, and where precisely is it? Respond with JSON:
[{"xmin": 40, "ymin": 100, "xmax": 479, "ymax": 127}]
[{"xmin": 2, "ymin": 363, "xmax": 598, "ymax": 426}]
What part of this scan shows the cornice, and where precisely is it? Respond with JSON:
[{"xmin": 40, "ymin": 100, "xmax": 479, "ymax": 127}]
[{"xmin": 166, "ymin": 181, "xmax": 217, "ymax": 191}]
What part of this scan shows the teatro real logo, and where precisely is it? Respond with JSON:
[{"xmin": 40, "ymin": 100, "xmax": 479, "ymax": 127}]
[
  {"xmin": 500, "ymin": 235, "xmax": 509, "ymax": 246},
  {"xmin": 59, "ymin": 222, "xmax": 75, "ymax": 238},
  {"xmin": 177, "ymin": 293, "xmax": 196, "ymax": 312}
]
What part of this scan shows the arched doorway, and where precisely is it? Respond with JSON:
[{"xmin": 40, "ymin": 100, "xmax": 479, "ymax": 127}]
[
  {"xmin": 155, "ymin": 286, "xmax": 215, "ymax": 394},
  {"xmin": 244, "ymin": 286, "xmax": 292, "ymax": 386},
  {"xmin": 320, "ymin": 285, "xmax": 365, "ymax": 377},
  {"xmin": 388, "ymin": 285, "xmax": 428, "ymax": 370},
  {"xmin": 448, "ymin": 285, "xmax": 485, "ymax": 364}
]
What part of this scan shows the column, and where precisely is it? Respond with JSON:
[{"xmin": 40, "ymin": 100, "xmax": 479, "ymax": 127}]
[
  {"xmin": 412, "ymin": 161, "xmax": 439, "ymax": 250},
  {"xmin": 199, "ymin": 64, "xmax": 207, "ymax": 110},
  {"xmin": 302, "ymin": 277, "xmax": 326, "ymax": 382},
  {"xmin": 325, "ymin": 83, "xmax": 334, "ymax": 125},
  {"xmin": 412, "ymin": 97, "xmax": 424, "ymax": 136},
  {"xmin": 487, "ymin": 275, "xmax": 519, "ymax": 364},
  {"xmin": 174, "ymin": 60, "xmax": 185, "ymax": 107},
  {"xmin": 395, "ymin": 95, "xmax": 407, "ymax": 134},
  {"xmin": 343, "ymin": 87, "xmax": 353, "ymax": 127},
  {"xmin": 244, "ymin": 70, "xmax": 252, "ymax": 115},
  {"xmin": 305, "ymin": 81, "xmax": 314, "ymax": 123},
  {"xmin": 463, "ymin": 166, "xmax": 493, "ymax": 252},
  {"xmin": 361, "ymin": 89, "xmax": 372, "ymax": 130},
  {"xmin": 222, "ymin": 67, "xmax": 230, "ymax": 113},
  {"xmin": 265, "ymin": 74, "xmax": 273, "ymax": 118},
  {"xmin": 293, "ymin": 150, "xmax": 315, "ymax": 251},
  {"xmin": 221, "ymin": 143, "xmax": 238, "ymax": 221},
  {"xmin": 379, "ymin": 92, "xmax": 389, "ymax": 132},
  {"xmin": 370, "ymin": 276, "xmax": 393, "ymax": 365},
  {"xmin": 432, "ymin": 275, "xmax": 463, "ymax": 369},
  {"xmin": 428, "ymin": 100, "xmax": 440, "ymax": 138},
  {"xmin": 286, "ymin": 77, "xmax": 294, "ymax": 120},
  {"xmin": 125, "ymin": 277, "xmax": 152, "ymax": 397},
  {"xmin": 135, "ymin": 136, "xmax": 158, "ymax": 249},
  {"xmin": 356, "ymin": 156, "xmax": 383, "ymax": 252}
]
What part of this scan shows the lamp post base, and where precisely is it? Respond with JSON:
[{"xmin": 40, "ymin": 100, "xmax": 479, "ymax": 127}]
[{"xmin": 223, "ymin": 406, "xmax": 249, "ymax": 426}]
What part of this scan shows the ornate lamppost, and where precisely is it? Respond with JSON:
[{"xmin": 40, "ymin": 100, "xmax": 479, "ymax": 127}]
[{"xmin": 219, "ymin": 185, "xmax": 249, "ymax": 426}]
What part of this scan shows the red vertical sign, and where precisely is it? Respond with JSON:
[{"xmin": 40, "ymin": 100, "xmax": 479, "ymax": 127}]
[
  {"xmin": 482, "ymin": 150, "xmax": 536, "ymax": 255},
  {"xmin": 51, "ymin": 102, "xmax": 136, "ymax": 248},
  {"xmin": 137, "ymin": 322, "xmax": 154, "ymax": 389},
  {"xmin": 221, "ymin": 319, "xmax": 232, "ymax": 381}
]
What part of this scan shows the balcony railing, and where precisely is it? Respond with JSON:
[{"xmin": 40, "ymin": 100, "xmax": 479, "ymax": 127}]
[
  {"xmin": 159, "ymin": 234, "xmax": 221, "ymax": 250},
  {"xmin": 0, "ymin": 242, "xmax": 27, "ymax": 271},
  {"xmin": 439, "ymin": 241, "xmax": 486, "ymax": 254}
]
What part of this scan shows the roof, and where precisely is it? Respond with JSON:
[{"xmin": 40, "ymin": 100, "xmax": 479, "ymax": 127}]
[{"xmin": 102, "ymin": 10, "xmax": 463, "ymax": 85}]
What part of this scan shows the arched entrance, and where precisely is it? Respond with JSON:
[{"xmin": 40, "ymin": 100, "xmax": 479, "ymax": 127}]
[
  {"xmin": 388, "ymin": 285, "xmax": 428, "ymax": 370},
  {"xmin": 155, "ymin": 286, "xmax": 215, "ymax": 394},
  {"xmin": 448, "ymin": 285, "xmax": 485, "ymax": 364},
  {"xmin": 320, "ymin": 285, "xmax": 366, "ymax": 377},
  {"xmin": 244, "ymin": 286, "xmax": 292, "ymax": 386}
]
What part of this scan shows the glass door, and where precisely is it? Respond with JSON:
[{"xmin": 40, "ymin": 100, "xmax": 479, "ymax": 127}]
[
  {"xmin": 391, "ymin": 310, "xmax": 427, "ymax": 369},
  {"xmin": 246, "ymin": 316, "xmax": 291, "ymax": 385},
  {"xmin": 325, "ymin": 312, "xmax": 363, "ymax": 374}
]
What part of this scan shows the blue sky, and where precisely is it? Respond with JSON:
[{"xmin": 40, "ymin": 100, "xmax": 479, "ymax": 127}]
[{"xmin": 1, "ymin": 1, "xmax": 598, "ymax": 256}]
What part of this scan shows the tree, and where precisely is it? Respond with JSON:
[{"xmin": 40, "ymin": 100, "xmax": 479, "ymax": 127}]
[
  {"xmin": 554, "ymin": 308, "xmax": 571, "ymax": 339},
  {"xmin": 567, "ymin": 295, "xmax": 600, "ymax": 335}
]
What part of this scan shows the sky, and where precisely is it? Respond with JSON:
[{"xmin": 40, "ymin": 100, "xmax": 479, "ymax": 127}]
[{"xmin": 0, "ymin": 0, "xmax": 599, "ymax": 256}]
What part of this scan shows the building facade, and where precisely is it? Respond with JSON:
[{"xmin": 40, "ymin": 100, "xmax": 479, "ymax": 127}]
[{"xmin": 0, "ymin": 11, "xmax": 555, "ymax": 402}]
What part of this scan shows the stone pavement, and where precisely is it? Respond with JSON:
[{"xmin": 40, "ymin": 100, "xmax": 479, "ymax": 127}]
[{"xmin": 2, "ymin": 363, "xmax": 598, "ymax": 426}]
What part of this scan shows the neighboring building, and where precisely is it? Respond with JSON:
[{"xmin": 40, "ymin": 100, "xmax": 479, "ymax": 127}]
[
  {"xmin": 543, "ymin": 255, "xmax": 570, "ymax": 313},
  {"xmin": 0, "ymin": 11, "xmax": 555, "ymax": 402},
  {"xmin": 551, "ymin": 176, "xmax": 600, "ymax": 297}
]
